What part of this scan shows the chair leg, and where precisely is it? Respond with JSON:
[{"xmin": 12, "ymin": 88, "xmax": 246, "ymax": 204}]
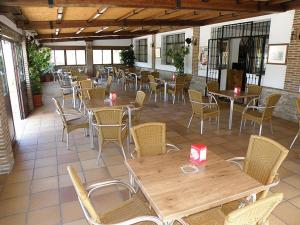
[
  {"xmin": 187, "ymin": 115, "xmax": 194, "ymax": 128},
  {"xmin": 154, "ymin": 93, "xmax": 157, "ymax": 102},
  {"xmin": 62, "ymin": 127, "xmax": 65, "ymax": 141},
  {"xmin": 173, "ymin": 94, "xmax": 175, "ymax": 104},
  {"xmin": 217, "ymin": 116, "xmax": 220, "ymax": 129},
  {"xmin": 66, "ymin": 133, "xmax": 69, "ymax": 149},
  {"xmin": 200, "ymin": 120, "xmax": 204, "ymax": 134},
  {"xmin": 259, "ymin": 124, "xmax": 263, "ymax": 136},
  {"xmin": 79, "ymin": 100, "xmax": 82, "ymax": 111},
  {"xmin": 149, "ymin": 90, "xmax": 152, "ymax": 102},
  {"xmin": 290, "ymin": 132, "xmax": 299, "ymax": 149},
  {"xmin": 97, "ymin": 143, "xmax": 103, "ymax": 164},
  {"xmin": 240, "ymin": 119, "xmax": 243, "ymax": 133},
  {"xmin": 120, "ymin": 144, "xmax": 127, "ymax": 161},
  {"xmin": 62, "ymin": 98, "xmax": 65, "ymax": 108}
]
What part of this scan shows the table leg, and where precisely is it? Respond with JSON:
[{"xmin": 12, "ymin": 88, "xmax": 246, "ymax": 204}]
[
  {"xmin": 127, "ymin": 106, "xmax": 132, "ymax": 142},
  {"xmin": 88, "ymin": 110, "xmax": 94, "ymax": 149},
  {"xmin": 72, "ymin": 86, "xmax": 76, "ymax": 108},
  {"xmin": 135, "ymin": 75, "xmax": 138, "ymax": 91},
  {"xmin": 164, "ymin": 82, "xmax": 167, "ymax": 102},
  {"xmin": 229, "ymin": 98, "xmax": 234, "ymax": 130}
]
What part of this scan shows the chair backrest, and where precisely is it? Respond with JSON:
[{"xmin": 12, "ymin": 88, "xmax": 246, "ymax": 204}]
[
  {"xmin": 148, "ymin": 75, "xmax": 157, "ymax": 91},
  {"xmin": 150, "ymin": 71, "xmax": 160, "ymax": 79},
  {"xmin": 67, "ymin": 166, "xmax": 101, "ymax": 224},
  {"xmin": 94, "ymin": 108, "xmax": 124, "ymax": 141},
  {"xmin": 52, "ymin": 98, "xmax": 67, "ymax": 126},
  {"xmin": 106, "ymin": 75, "xmax": 113, "ymax": 93},
  {"xmin": 87, "ymin": 87, "xmax": 106, "ymax": 100},
  {"xmin": 184, "ymin": 74, "xmax": 193, "ymax": 91},
  {"xmin": 76, "ymin": 75, "xmax": 89, "ymax": 81},
  {"xmin": 95, "ymin": 70, "xmax": 100, "ymax": 79},
  {"xmin": 174, "ymin": 76, "xmax": 186, "ymax": 91},
  {"xmin": 188, "ymin": 89, "xmax": 204, "ymax": 116},
  {"xmin": 206, "ymin": 81, "xmax": 219, "ymax": 93},
  {"xmin": 131, "ymin": 122, "xmax": 166, "ymax": 158},
  {"xmin": 247, "ymin": 84, "xmax": 262, "ymax": 96},
  {"xmin": 140, "ymin": 71, "xmax": 150, "ymax": 82},
  {"xmin": 79, "ymin": 79, "xmax": 93, "ymax": 99},
  {"xmin": 244, "ymin": 135, "xmax": 288, "ymax": 197},
  {"xmin": 262, "ymin": 94, "xmax": 281, "ymax": 120},
  {"xmin": 134, "ymin": 90, "xmax": 146, "ymax": 107},
  {"xmin": 224, "ymin": 193, "xmax": 283, "ymax": 225}
]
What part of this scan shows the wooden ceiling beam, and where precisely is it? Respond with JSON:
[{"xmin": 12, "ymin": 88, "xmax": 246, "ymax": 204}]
[
  {"xmin": 17, "ymin": 19, "xmax": 208, "ymax": 29},
  {"xmin": 39, "ymin": 35, "xmax": 136, "ymax": 43},
  {"xmin": 37, "ymin": 30, "xmax": 157, "ymax": 39},
  {"xmin": 0, "ymin": 0, "xmax": 289, "ymax": 13}
]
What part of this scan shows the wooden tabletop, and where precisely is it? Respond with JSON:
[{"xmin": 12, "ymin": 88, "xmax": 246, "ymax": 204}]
[
  {"xmin": 83, "ymin": 98, "xmax": 131, "ymax": 111},
  {"xmin": 209, "ymin": 90, "xmax": 259, "ymax": 100},
  {"xmin": 126, "ymin": 150, "xmax": 266, "ymax": 222}
]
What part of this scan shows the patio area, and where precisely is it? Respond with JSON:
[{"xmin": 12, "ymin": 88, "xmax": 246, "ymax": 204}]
[{"xmin": 0, "ymin": 81, "xmax": 299, "ymax": 225}]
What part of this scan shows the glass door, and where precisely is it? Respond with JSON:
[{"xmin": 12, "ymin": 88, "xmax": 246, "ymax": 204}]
[{"xmin": 0, "ymin": 40, "xmax": 15, "ymax": 142}]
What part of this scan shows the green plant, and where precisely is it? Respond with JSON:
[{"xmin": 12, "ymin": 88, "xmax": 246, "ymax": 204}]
[
  {"xmin": 27, "ymin": 40, "xmax": 52, "ymax": 95},
  {"xmin": 167, "ymin": 46, "xmax": 189, "ymax": 75},
  {"xmin": 120, "ymin": 45, "xmax": 136, "ymax": 67}
]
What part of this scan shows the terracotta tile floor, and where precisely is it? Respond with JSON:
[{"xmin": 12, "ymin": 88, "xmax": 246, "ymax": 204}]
[{"xmin": 0, "ymin": 82, "xmax": 299, "ymax": 225}]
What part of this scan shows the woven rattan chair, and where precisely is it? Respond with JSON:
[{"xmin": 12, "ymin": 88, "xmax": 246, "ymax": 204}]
[
  {"xmin": 167, "ymin": 76, "xmax": 186, "ymax": 104},
  {"xmin": 78, "ymin": 79, "xmax": 93, "ymax": 111},
  {"xmin": 52, "ymin": 98, "xmax": 89, "ymax": 149},
  {"xmin": 222, "ymin": 135, "xmax": 288, "ymax": 215},
  {"xmin": 93, "ymin": 108, "xmax": 129, "ymax": 163},
  {"xmin": 240, "ymin": 94, "xmax": 281, "ymax": 136},
  {"xmin": 127, "ymin": 91, "xmax": 146, "ymax": 126},
  {"xmin": 184, "ymin": 74, "xmax": 193, "ymax": 92},
  {"xmin": 87, "ymin": 87, "xmax": 106, "ymax": 100},
  {"xmin": 139, "ymin": 71, "xmax": 150, "ymax": 90},
  {"xmin": 148, "ymin": 75, "xmax": 162, "ymax": 102},
  {"xmin": 105, "ymin": 75, "xmax": 113, "ymax": 96},
  {"xmin": 234, "ymin": 85, "xmax": 262, "ymax": 113},
  {"xmin": 150, "ymin": 71, "xmax": 160, "ymax": 79},
  {"xmin": 181, "ymin": 193, "xmax": 283, "ymax": 225},
  {"xmin": 187, "ymin": 90, "xmax": 220, "ymax": 134},
  {"xmin": 206, "ymin": 81, "xmax": 219, "ymax": 93},
  {"xmin": 290, "ymin": 98, "xmax": 300, "ymax": 150},
  {"xmin": 58, "ymin": 77, "xmax": 73, "ymax": 107},
  {"xmin": 130, "ymin": 122, "xmax": 180, "ymax": 158},
  {"xmin": 120, "ymin": 69, "xmax": 135, "ymax": 91},
  {"xmin": 67, "ymin": 166, "xmax": 162, "ymax": 225}
]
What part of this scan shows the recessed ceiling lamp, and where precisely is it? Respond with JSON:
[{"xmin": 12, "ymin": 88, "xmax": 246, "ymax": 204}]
[
  {"xmin": 88, "ymin": 7, "xmax": 108, "ymax": 22},
  {"xmin": 95, "ymin": 26, "xmax": 109, "ymax": 33},
  {"xmin": 114, "ymin": 27, "xmax": 126, "ymax": 33},
  {"xmin": 57, "ymin": 7, "xmax": 63, "ymax": 21},
  {"xmin": 76, "ymin": 27, "xmax": 85, "ymax": 34}
]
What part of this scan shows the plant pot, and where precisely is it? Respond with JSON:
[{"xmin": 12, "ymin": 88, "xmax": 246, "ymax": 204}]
[
  {"xmin": 42, "ymin": 74, "xmax": 54, "ymax": 82},
  {"xmin": 33, "ymin": 94, "xmax": 43, "ymax": 107}
]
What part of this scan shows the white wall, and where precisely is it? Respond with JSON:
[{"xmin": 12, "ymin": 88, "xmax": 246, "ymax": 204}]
[
  {"xmin": 198, "ymin": 10, "xmax": 295, "ymax": 90},
  {"xmin": 132, "ymin": 35, "xmax": 153, "ymax": 69},
  {"xmin": 42, "ymin": 39, "xmax": 132, "ymax": 47},
  {"xmin": 155, "ymin": 28, "xmax": 194, "ymax": 74}
]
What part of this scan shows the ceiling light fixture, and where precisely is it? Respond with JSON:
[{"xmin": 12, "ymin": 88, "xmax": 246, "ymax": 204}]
[
  {"xmin": 76, "ymin": 27, "xmax": 85, "ymax": 34},
  {"xmin": 88, "ymin": 7, "xmax": 108, "ymax": 22},
  {"xmin": 114, "ymin": 27, "xmax": 126, "ymax": 33},
  {"xmin": 95, "ymin": 26, "xmax": 109, "ymax": 33},
  {"xmin": 57, "ymin": 7, "xmax": 63, "ymax": 21},
  {"xmin": 55, "ymin": 28, "xmax": 60, "ymax": 35}
]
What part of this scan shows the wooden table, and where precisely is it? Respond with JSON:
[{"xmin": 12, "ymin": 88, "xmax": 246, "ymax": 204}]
[
  {"xmin": 126, "ymin": 150, "xmax": 266, "ymax": 224},
  {"xmin": 209, "ymin": 90, "xmax": 259, "ymax": 130},
  {"xmin": 83, "ymin": 98, "xmax": 133, "ymax": 149},
  {"xmin": 156, "ymin": 78, "xmax": 175, "ymax": 102}
]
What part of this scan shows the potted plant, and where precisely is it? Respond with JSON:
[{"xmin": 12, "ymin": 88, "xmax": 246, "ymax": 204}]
[
  {"xmin": 167, "ymin": 46, "xmax": 189, "ymax": 76},
  {"xmin": 120, "ymin": 44, "xmax": 136, "ymax": 68},
  {"xmin": 27, "ymin": 40, "xmax": 52, "ymax": 107}
]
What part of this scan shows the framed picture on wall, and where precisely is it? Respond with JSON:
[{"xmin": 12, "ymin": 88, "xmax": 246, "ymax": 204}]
[
  {"xmin": 267, "ymin": 44, "xmax": 288, "ymax": 65},
  {"xmin": 155, "ymin": 48, "xmax": 161, "ymax": 58}
]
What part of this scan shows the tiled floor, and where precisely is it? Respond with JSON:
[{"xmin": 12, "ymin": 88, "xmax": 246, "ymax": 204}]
[{"xmin": 0, "ymin": 81, "xmax": 299, "ymax": 225}]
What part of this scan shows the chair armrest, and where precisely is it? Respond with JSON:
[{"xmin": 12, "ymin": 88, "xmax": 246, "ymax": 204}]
[
  {"xmin": 166, "ymin": 143, "xmax": 181, "ymax": 153},
  {"xmin": 85, "ymin": 215, "xmax": 163, "ymax": 225},
  {"xmin": 246, "ymin": 97, "xmax": 259, "ymax": 107},
  {"xmin": 190, "ymin": 100, "xmax": 218, "ymax": 107},
  {"xmin": 207, "ymin": 93, "xmax": 218, "ymax": 105},
  {"xmin": 226, "ymin": 157, "xmax": 245, "ymax": 170},
  {"xmin": 87, "ymin": 180, "xmax": 136, "ymax": 197},
  {"xmin": 265, "ymin": 174, "xmax": 280, "ymax": 189}
]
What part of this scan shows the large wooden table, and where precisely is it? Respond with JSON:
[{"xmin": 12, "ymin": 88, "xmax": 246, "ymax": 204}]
[
  {"xmin": 125, "ymin": 150, "xmax": 266, "ymax": 223},
  {"xmin": 83, "ymin": 98, "xmax": 133, "ymax": 148},
  {"xmin": 208, "ymin": 90, "xmax": 259, "ymax": 130}
]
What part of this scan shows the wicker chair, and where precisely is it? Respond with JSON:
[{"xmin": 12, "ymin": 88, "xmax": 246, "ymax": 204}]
[
  {"xmin": 93, "ymin": 108, "xmax": 129, "ymax": 162},
  {"xmin": 222, "ymin": 135, "xmax": 288, "ymax": 215},
  {"xmin": 206, "ymin": 81, "xmax": 219, "ymax": 93},
  {"xmin": 148, "ymin": 75, "xmax": 162, "ymax": 102},
  {"xmin": 184, "ymin": 74, "xmax": 193, "ymax": 92},
  {"xmin": 187, "ymin": 90, "xmax": 220, "ymax": 134},
  {"xmin": 58, "ymin": 78, "xmax": 73, "ymax": 107},
  {"xmin": 182, "ymin": 193, "xmax": 283, "ymax": 225},
  {"xmin": 87, "ymin": 87, "xmax": 106, "ymax": 100},
  {"xmin": 119, "ymin": 69, "xmax": 135, "ymax": 91},
  {"xmin": 52, "ymin": 98, "xmax": 89, "ymax": 149},
  {"xmin": 139, "ymin": 71, "xmax": 150, "ymax": 90},
  {"xmin": 167, "ymin": 76, "xmax": 186, "ymax": 104},
  {"xmin": 127, "ymin": 91, "xmax": 146, "ymax": 126},
  {"xmin": 290, "ymin": 99, "xmax": 300, "ymax": 151},
  {"xmin": 78, "ymin": 79, "xmax": 93, "ymax": 111},
  {"xmin": 234, "ymin": 85, "xmax": 262, "ymax": 113},
  {"xmin": 67, "ymin": 166, "xmax": 162, "ymax": 225},
  {"xmin": 130, "ymin": 122, "xmax": 180, "ymax": 158},
  {"xmin": 150, "ymin": 71, "xmax": 160, "ymax": 79},
  {"xmin": 105, "ymin": 75, "xmax": 113, "ymax": 96},
  {"xmin": 240, "ymin": 94, "xmax": 281, "ymax": 136}
]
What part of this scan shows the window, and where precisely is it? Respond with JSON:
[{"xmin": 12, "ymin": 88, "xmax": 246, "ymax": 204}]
[
  {"xmin": 113, "ymin": 50, "xmax": 121, "ymax": 64},
  {"xmin": 135, "ymin": 39, "xmax": 148, "ymax": 62},
  {"xmin": 93, "ymin": 50, "xmax": 102, "ymax": 64},
  {"xmin": 66, "ymin": 50, "xmax": 86, "ymax": 65},
  {"xmin": 53, "ymin": 50, "xmax": 65, "ymax": 65},
  {"xmin": 103, "ymin": 50, "xmax": 112, "ymax": 64},
  {"xmin": 165, "ymin": 33, "xmax": 185, "ymax": 65}
]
